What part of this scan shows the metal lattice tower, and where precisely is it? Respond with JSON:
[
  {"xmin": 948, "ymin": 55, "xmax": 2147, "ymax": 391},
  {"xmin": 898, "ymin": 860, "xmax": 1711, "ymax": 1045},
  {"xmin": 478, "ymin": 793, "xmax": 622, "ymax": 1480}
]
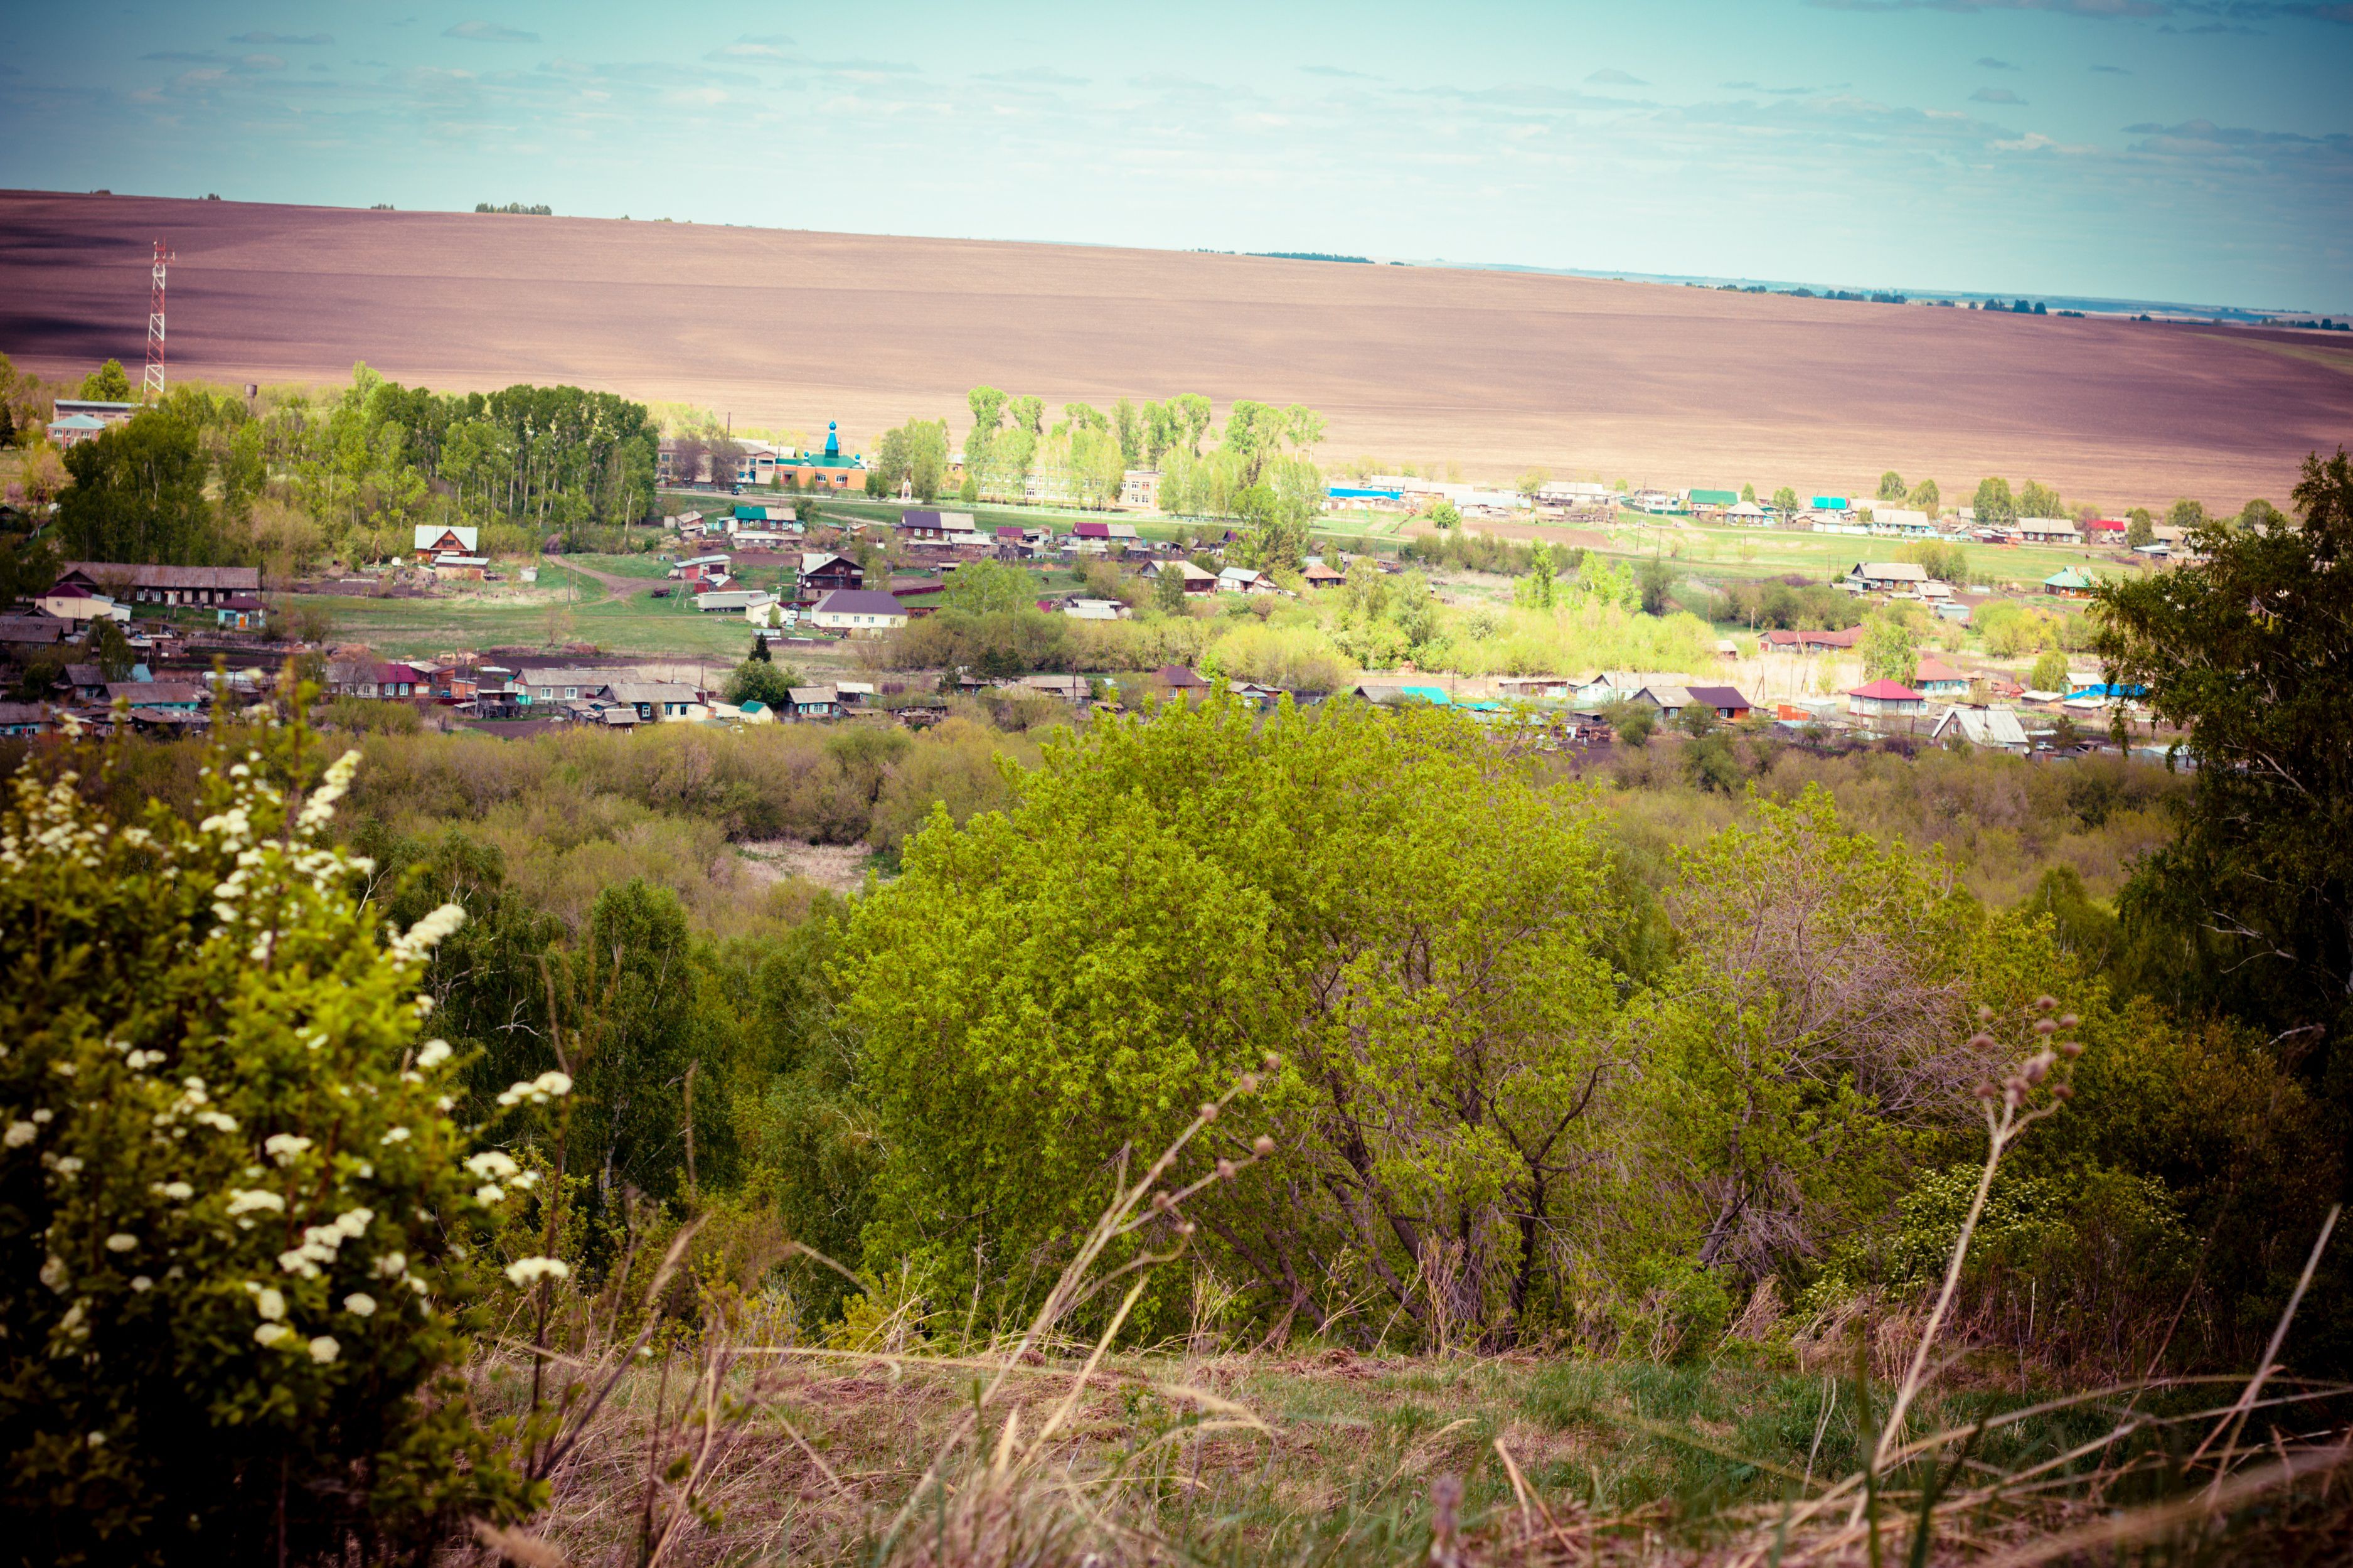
[{"xmin": 142, "ymin": 239, "xmax": 174, "ymax": 400}]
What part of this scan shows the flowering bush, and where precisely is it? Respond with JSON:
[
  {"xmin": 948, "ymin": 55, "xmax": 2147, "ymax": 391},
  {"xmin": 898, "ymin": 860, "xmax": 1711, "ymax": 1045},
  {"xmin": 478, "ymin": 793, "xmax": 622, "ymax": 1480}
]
[{"xmin": 0, "ymin": 718, "xmax": 540, "ymax": 1562}]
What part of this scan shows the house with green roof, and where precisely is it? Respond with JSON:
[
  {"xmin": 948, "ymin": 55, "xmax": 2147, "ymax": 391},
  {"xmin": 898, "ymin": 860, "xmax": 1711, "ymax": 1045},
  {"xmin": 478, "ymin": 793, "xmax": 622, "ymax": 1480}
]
[{"xmin": 2042, "ymin": 567, "xmax": 2094, "ymax": 598}]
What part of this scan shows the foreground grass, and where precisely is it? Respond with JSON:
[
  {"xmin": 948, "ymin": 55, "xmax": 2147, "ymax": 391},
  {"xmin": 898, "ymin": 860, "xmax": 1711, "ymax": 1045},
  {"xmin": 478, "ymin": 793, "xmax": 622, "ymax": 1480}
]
[{"xmin": 471, "ymin": 1345, "xmax": 2318, "ymax": 1565}]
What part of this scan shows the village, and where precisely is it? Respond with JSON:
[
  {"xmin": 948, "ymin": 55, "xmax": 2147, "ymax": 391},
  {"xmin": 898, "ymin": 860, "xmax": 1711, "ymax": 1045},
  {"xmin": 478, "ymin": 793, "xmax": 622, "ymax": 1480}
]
[{"xmin": 0, "ymin": 453, "xmax": 2163, "ymax": 759}]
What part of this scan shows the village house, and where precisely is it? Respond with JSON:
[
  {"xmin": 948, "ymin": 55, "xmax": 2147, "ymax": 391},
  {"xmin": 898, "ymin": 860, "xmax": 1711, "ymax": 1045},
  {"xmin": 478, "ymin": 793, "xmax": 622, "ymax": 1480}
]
[
  {"xmin": 1143, "ymin": 559, "xmax": 1218, "ymax": 595},
  {"xmin": 1017, "ymin": 674, "xmax": 1093, "ymax": 703},
  {"xmin": 1758, "ymin": 626, "xmax": 1866, "ymax": 655},
  {"xmin": 331, "ymin": 662, "xmax": 425, "ymax": 700},
  {"xmin": 610, "ymin": 683, "xmax": 700, "ymax": 723},
  {"xmin": 105, "ymin": 681, "xmax": 207, "ymax": 712},
  {"xmin": 0, "ymin": 617, "xmax": 67, "ymax": 651},
  {"xmin": 1155, "ymin": 664, "xmax": 1212, "ymax": 695},
  {"xmin": 1631, "ymin": 685, "xmax": 1694, "ymax": 717},
  {"xmin": 1845, "ymin": 560, "xmax": 1929, "ymax": 594},
  {"xmin": 782, "ymin": 685, "xmax": 840, "ymax": 720},
  {"xmin": 215, "ymin": 594, "xmax": 266, "ymax": 632},
  {"xmin": 59, "ymin": 562, "xmax": 261, "ymax": 607},
  {"xmin": 1930, "ymin": 705, "xmax": 2031, "ymax": 754},
  {"xmin": 810, "ymin": 589, "xmax": 909, "ymax": 637},
  {"xmin": 432, "ymin": 555, "xmax": 489, "ymax": 582},
  {"xmin": 1847, "ymin": 678, "xmax": 1927, "ymax": 718},
  {"xmin": 1301, "ymin": 562, "xmax": 1346, "ymax": 590},
  {"xmin": 1683, "ymin": 685, "xmax": 1757, "ymax": 721},
  {"xmin": 693, "ymin": 589, "xmax": 775, "ymax": 615},
  {"xmin": 34, "ymin": 580, "xmax": 129, "ymax": 625},
  {"xmin": 413, "ymin": 525, "xmax": 479, "ymax": 562},
  {"xmin": 46, "ymin": 398, "xmax": 139, "ymax": 447},
  {"xmin": 671, "ymin": 554, "xmax": 732, "ymax": 582},
  {"xmin": 517, "ymin": 669, "xmax": 627, "ymax": 706},
  {"xmin": 2043, "ymin": 567, "xmax": 2094, "ymax": 599},
  {"xmin": 2017, "ymin": 517, "xmax": 2081, "ymax": 546},
  {"xmin": 1865, "ymin": 508, "xmax": 1936, "ymax": 535},
  {"xmin": 0, "ymin": 702, "xmax": 54, "ymax": 737},
  {"xmin": 1573, "ymin": 670, "xmax": 1700, "ymax": 706},
  {"xmin": 1119, "ymin": 469, "xmax": 1160, "ymax": 509},
  {"xmin": 1218, "ymin": 567, "xmax": 1280, "ymax": 595},
  {"xmin": 1633, "ymin": 685, "xmax": 1755, "ymax": 723},
  {"xmin": 1912, "ymin": 656, "xmax": 1970, "ymax": 698},
  {"xmin": 798, "ymin": 552, "xmax": 863, "ymax": 599}
]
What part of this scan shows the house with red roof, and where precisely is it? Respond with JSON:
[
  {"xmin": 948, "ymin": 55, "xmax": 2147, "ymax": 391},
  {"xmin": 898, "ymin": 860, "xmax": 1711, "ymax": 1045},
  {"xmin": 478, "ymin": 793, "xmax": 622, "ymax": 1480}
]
[
  {"xmin": 1847, "ymin": 678, "xmax": 1926, "ymax": 717},
  {"xmin": 1912, "ymin": 657, "xmax": 1969, "ymax": 698}
]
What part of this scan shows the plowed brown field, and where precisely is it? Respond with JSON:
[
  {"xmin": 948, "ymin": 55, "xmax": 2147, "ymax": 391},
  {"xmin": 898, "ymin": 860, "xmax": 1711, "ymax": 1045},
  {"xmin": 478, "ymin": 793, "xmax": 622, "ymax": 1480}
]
[{"xmin": 5, "ymin": 190, "xmax": 2348, "ymax": 508}]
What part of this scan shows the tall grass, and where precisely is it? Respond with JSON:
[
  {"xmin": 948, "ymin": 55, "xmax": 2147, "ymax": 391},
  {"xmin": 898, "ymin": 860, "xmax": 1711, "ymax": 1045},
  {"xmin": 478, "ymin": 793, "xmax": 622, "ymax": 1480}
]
[{"xmin": 456, "ymin": 1016, "xmax": 2353, "ymax": 1567}]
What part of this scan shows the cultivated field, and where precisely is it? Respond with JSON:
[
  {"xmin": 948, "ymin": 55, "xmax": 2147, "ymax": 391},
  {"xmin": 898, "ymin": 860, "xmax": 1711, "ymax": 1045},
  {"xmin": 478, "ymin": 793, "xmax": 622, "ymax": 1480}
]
[{"xmin": 6, "ymin": 191, "xmax": 2350, "ymax": 509}]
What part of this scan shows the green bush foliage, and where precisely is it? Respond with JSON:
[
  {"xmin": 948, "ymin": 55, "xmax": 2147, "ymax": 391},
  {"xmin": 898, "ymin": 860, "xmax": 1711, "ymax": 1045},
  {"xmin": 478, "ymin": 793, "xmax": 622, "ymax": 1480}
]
[{"xmin": 0, "ymin": 725, "xmax": 537, "ymax": 1562}]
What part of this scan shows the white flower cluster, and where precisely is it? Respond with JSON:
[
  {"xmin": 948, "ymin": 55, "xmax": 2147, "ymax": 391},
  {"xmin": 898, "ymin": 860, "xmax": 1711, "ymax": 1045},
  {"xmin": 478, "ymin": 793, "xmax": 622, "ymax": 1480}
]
[
  {"xmin": 277, "ymin": 1207, "xmax": 375, "ymax": 1280},
  {"xmin": 504, "ymin": 1256, "xmax": 570, "ymax": 1286},
  {"xmin": 0, "ymin": 774, "xmax": 101, "ymax": 877},
  {"xmin": 152, "ymin": 1077, "xmax": 239, "ymax": 1139},
  {"xmin": 496, "ymin": 1071, "xmax": 572, "ymax": 1108},
  {"xmin": 226, "ymin": 1189, "xmax": 286, "ymax": 1217},
  {"xmin": 386, "ymin": 903, "xmax": 467, "ymax": 968},
  {"xmin": 295, "ymin": 749, "xmax": 362, "ymax": 836},
  {"xmin": 262, "ymin": 1133, "xmax": 314, "ymax": 1166}
]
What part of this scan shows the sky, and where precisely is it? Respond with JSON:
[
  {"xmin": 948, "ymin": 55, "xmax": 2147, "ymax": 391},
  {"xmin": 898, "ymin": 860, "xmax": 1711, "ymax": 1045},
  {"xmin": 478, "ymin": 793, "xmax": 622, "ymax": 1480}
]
[{"xmin": 2, "ymin": 0, "xmax": 2349, "ymax": 311}]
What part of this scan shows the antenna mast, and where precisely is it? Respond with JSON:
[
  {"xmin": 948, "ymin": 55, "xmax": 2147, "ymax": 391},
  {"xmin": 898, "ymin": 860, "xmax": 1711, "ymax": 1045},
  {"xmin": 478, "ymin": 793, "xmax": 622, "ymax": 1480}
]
[{"xmin": 142, "ymin": 238, "xmax": 174, "ymax": 400}]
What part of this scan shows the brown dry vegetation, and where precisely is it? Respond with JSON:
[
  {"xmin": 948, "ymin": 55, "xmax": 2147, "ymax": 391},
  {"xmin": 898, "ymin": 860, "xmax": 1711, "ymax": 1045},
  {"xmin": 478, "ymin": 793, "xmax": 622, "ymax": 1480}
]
[{"xmin": 5, "ymin": 191, "xmax": 2349, "ymax": 509}]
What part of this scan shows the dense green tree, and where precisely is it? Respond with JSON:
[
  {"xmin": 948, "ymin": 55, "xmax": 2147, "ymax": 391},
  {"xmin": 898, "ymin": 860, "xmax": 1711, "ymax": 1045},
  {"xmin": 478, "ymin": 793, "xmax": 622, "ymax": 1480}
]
[
  {"xmin": 1770, "ymin": 486, "xmax": 1798, "ymax": 513},
  {"xmin": 56, "ymin": 408, "xmax": 221, "ymax": 564},
  {"xmin": 86, "ymin": 616, "xmax": 136, "ymax": 680},
  {"xmin": 563, "ymin": 881, "xmax": 741, "ymax": 1205},
  {"xmin": 0, "ymin": 535, "xmax": 58, "ymax": 605},
  {"xmin": 942, "ymin": 557, "xmax": 1032, "ymax": 617},
  {"xmin": 2166, "ymin": 496, "xmax": 2206, "ymax": 531},
  {"xmin": 1973, "ymin": 476, "xmax": 2018, "ymax": 526},
  {"xmin": 2029, "ymin": 649, "xmax": 2070, "ymax": 693},
  {"xmin": 1604, "ymin": 699, "xmax": 1655, "ymax": 745},
  {"xmin": 1877, "ymin": 469, "xmax": 1906, "ymax": 501},
  {"xmin": 1110, "ymin": 396, "xmax": 1141, "ymax": 466},
  {"xmin": 1173, "ymin": 393, "xmax": 1214, "ymax": 456},
  {"xmin": 1636, "ymin": 556, "xmax": 1675, "ymax": 616},
  {"xmin": 2017, "ymin": 479, "xmax": 2066, "ymax": 520},
  {"xmin": 724, "ymin": 658, "xmax": 806, "ymax": 708},
  {"xmin": 78, "ymin": 358, "xmax": 134, "ymax": 402},
  {"xmin": 1909, "ymin": 476, "xmax": 1941, "ymax": 513},
  {"xmin": 2093, "ymin": 447, "xmax": 2353, "ymax": 1084},
  {"xmin": 2125, "ymin": 506, "xmax": 2155, "ymax": 548},
  {"xmin": 871, "ymin": 417, "xmax": 951, "ymax": 502},
  {"xmin": 1860, "ymin": 612, "xmax": 1919, "ymax": 684},
  {"xmin": 843, "ymin": 698, "xmax": 1631, "ymax": 1343}
]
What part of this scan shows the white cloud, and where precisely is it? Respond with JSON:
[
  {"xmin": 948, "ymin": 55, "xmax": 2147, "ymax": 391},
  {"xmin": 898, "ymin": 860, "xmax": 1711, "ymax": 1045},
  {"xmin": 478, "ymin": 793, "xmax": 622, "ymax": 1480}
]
[{"xmin": 444, "ymin": 21, "xmax": 539, "ymax": 43}]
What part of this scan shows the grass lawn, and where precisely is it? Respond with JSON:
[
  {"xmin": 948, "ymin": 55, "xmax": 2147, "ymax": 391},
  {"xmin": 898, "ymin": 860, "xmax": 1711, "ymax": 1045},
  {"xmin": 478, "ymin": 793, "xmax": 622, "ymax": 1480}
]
[{"xmin": 277, "ymin": 582, "xmax": 788, "ymax": 662}]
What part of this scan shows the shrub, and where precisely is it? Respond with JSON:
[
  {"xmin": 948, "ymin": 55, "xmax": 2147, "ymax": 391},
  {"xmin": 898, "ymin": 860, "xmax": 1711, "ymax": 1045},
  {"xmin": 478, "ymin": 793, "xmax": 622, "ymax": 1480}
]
[{"xmin": 0, "ymin": 723, "xmax": 538, "ymax": 1562}]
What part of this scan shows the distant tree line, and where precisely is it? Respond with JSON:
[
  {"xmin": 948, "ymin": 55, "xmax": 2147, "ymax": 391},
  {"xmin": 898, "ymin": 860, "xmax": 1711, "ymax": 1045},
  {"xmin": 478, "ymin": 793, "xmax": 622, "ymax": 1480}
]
[{"xmin": 36, "ymin": 362, "xmax": 655, "ymax": 575}]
